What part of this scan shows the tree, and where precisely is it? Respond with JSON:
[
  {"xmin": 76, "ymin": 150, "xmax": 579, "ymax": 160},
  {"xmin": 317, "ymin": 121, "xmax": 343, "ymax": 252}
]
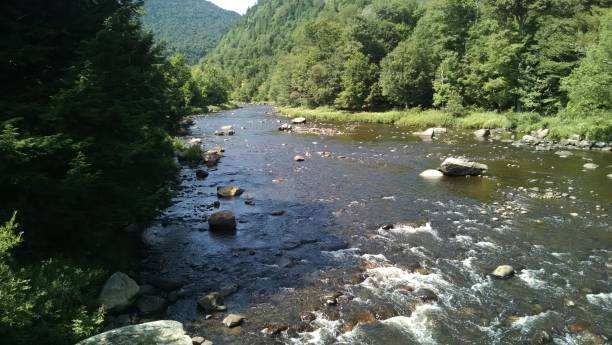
[
  {"xmin": 335, "ymin": 51, "xmax": 378, "ymax": 110},
  {"xmin": 380, "ymin": 37, "xmax": 436, "ymax": 107}
]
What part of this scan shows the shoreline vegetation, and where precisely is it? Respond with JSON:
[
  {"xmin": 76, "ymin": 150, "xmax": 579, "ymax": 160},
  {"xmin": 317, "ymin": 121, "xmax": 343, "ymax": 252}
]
[{"xmin": 277, "ymin": 106, "xmax": 612, "ymax": 141}]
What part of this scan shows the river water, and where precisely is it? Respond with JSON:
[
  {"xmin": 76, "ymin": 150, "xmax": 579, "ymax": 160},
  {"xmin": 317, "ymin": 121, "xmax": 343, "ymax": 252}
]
[{"xmin": 141, "ymin": 105, "xmax": 611, "ymax": 345}]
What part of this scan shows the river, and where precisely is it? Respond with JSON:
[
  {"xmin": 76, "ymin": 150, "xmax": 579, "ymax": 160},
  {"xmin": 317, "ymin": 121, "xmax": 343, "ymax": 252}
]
[{"xmin": 140, "ymin": 105, "xmax": 611, "ymax": 345}]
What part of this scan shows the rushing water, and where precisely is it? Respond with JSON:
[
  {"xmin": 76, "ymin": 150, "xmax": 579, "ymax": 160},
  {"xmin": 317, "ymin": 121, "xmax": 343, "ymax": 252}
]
[{"xmin": 141, "ymin": 105, "xmax": 611, "ymax": 345}]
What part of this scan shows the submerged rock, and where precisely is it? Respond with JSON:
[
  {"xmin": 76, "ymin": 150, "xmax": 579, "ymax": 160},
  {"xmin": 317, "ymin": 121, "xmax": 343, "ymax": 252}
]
[
  {"xmin": 99, "ymin": 272, "xmax": 140, "ymax": 312},
  {"xmin": 555, "ymin": 151, "xmax": 573, "ymax": 158},
  {"xmin": 77, "ymin": 321, "xmax": 191, "ymax": 345},
  {"xmin": 222, "ymin": 314, "xmax": 245, "ymax": 328},
  {"xmin": 195, "ymin": 170, "xmax": 209, "ymax": 180},
  {"xmin": 136, "ymin": 295, "xmax": 167, "ymax": 315},
  {"xmin": 217, "ymin": 186, "xmax": 244, "ymax": 198},
  {"xmin": 420, "ymin": 169, "xmax": 444, "ymax": 178},
  {"xmin": 208, "ymin": 211, "xmax": 237, "ymax": 232},
  {"xmin": 491, "ymin": 265, "xmax": 515, "ymax": 279},
  {"xmin": 300, "ymin": 311, "xmax": 316, "ymax": 322},
  {"xmin": 439, "ymin": 157, "xmax": 488, "ymax": 176}
]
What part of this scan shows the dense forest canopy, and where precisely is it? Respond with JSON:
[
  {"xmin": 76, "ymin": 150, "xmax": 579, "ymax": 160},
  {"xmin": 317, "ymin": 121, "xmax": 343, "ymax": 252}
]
[
  {"xmin": 142, "ymin": 0, "xmax": 241, "ymax": 63},
  {"xmin": 0, "ymin": 1, "xmax": 228, "ymax": 344},
  {"xmin": 209, "ymin": 0, "xmax": 612, "ymax": 139}
]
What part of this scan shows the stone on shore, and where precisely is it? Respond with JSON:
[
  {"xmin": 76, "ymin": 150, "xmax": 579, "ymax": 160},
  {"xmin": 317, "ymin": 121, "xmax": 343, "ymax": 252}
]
[
  {"xmin": 474, "ymin": 129, "xmax": 491, "ymax": 139},
  {"xmin": 439, "ymin": 157, "xmax": 488, "ymax": 176},
  {"xmin": 222, "ymin": 314, "xmax": 245, "ymax": 328},
  {"xmin": 76, "ymin": 321, "xmax": 192, "ymax": 345},
  {"xmin": 292, "ymin": 117, "xmax": 307, "ymax": 124},
  {"xmin": 491, "ymin": 265, "xmax": 515, "ymax": 279},
  {"xmin": 536, "ymin": 128, "xmax": 550, "ymax": 139},
  {"xmin": 420, "ymin": 169, "xmax": 444, "ymax": 178},
  {"xmin": 217, "ymin": 186, "xmax": 243, "ymax": 198},
  {"xmin": 99, "ymin": 272, "xmax": 140, "ymax": 312},
  {"xmin": 208, "ymin": 211, "xmax": 237, "ymax": 232}
]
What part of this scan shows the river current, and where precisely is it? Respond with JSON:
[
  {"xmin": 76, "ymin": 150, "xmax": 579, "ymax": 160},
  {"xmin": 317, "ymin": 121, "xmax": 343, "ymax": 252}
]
[{"xmin": 141, "ymin": 105, "xmax": 611, "ymax": 345}]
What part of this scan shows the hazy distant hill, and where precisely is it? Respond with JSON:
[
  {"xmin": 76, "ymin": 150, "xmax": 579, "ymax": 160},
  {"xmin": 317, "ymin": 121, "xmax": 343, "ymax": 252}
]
[{"xmin": 142, "ymin": 0, "xmax": 241, "ymax": 63}]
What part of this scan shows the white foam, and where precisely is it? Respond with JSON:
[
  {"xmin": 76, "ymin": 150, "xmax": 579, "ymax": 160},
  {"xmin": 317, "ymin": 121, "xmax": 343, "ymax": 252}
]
[
  {"xmin": 475, "ymin": 241, "xmax": 500, "ymax": 251},
  {"xmin": 360, "ymin": 266, "xmax": 451, "ymax": 298},
  {"xmin": 321, "ymin": 247, "xmax": 360, "ymax": 260},
  {"xmin": 453, "ymin": 235, "xmax": 473, "ymax": 245},
  {"xmin": 381, "ymin": 222, "xmax": 439, "ymax": 239},
  {"xmin": 517, "ymin": 269, "xmax": 549, "ymax": 290},
  {"xmin": 586, "ymin": 292, "xmax": 612, "ymax": 309},
  {"xmin": 381, "ymin": 304, "xmax": 442, "ymax": 345},
  {"xmin": 510, "ymin": 311, "xmax": 558, "ymax": 332}
]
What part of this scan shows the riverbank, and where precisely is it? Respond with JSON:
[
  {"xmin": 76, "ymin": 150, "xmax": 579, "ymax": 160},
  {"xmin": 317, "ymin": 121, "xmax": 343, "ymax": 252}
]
[{"xmin": 277, "ymin": 106, "xmax": 612, "ymax": 142}]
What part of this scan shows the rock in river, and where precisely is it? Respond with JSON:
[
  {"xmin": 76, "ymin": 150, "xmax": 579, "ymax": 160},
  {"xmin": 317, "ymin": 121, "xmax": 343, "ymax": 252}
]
[
  {"xmin": 208, "ymin": 211, "xmax": 237, "ymax": 232},
  {"xmin": 292, "ymin": 117, "xmax": 307, "ymax": 124},
  {"xmin": 294, "ymin": 155, "xmax": 305, "ymax": 162},
  {"xmin": 137, "ymin": 295, "xmax": 167, "ymax": 315},
  {"xmin": 197, "ymin": 292, "xmax": 225, "ymax": 313},
  {"xmin": 491, "ymin": 265, "xmax": 515, "ymax": 279},
  {"xmin": 583, "ymin": 163, "xmax": 599, "ymax": 170},
  {"xmin": 76, "ymin": 320, "xmax": 192, "ymax": 345},
  {"xmin": 439, "ymin": 157, "xmax": 488, "ymax": 176},
  {"xmin": 217, "ymin": 186, "xmax": 244, "ymax": 198},
  {"xmin": 195, "ymin": 170, "xmax": 208, "ymax": 180},
  {"xmin": 222, "ymin": 314, "xmax": 245, "ymax": 328},
  {"xmin": 99, "ymin": 272, "xmax": 140, "ymax": 312},
  {"xmin": 414, "ymin": 288, "xmax": 438, "ymax": 302},
  {"xmin": 474, "ymin": 129, "xmax": 491, "ymax": 139},
  {"xmin": 420, "ymin": 169, "xmax": 444, "ymax": 178},
  {"xmin": 279, "ymin": 123, "xmax": 292, "ymax": 131}
]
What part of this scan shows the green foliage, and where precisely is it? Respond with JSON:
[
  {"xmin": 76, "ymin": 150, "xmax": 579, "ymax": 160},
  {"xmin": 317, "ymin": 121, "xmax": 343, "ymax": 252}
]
[
  {"xmin": 142, "ymin": 0, "xmax": 241, "ymax": 63},
  {"xmin": 216, "ymin": 0, "xmax": 611, "ymax": 139},
  {"xmin": 192, "ymin": 62, "xmax": 232, "ymax": 106},
  {"xmin": 0, "ymin": 215, "xmax": 105, "ymax": 345}
]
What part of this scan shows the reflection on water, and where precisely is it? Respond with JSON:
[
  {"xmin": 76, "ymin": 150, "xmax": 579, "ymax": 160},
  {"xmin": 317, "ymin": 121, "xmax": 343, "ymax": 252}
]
[{"xmin": 142, "ymin": 105, "xmax": 611, "ymax": 345}]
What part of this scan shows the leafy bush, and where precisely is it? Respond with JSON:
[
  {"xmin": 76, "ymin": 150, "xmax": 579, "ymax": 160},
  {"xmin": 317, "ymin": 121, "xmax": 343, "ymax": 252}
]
[{"xmin": 0, "ymin": 215, "xmax": 105, "ymax": 345}]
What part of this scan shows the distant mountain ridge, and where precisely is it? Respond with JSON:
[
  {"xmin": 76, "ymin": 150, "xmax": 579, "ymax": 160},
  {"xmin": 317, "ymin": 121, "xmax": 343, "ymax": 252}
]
[{"xmin": 142, "ymin": 0, "xmax": 241, "ymax": 64}]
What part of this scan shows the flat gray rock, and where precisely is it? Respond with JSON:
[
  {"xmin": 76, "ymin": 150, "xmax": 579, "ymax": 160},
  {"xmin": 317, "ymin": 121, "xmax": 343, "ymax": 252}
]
[{"xmin": 77, "ymin": 321, "xmax": 191, "ymax": 345}]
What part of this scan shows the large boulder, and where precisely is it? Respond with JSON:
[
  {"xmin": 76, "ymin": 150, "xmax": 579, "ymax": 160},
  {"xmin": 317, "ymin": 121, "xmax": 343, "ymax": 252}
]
[
  {"xmin": 208, "ymin": 211, "xmax": 237, "ymax": 232},
  {"xmin": 439, "ymin": 158, "xmax": 488, "ymax": 176},
  {"xmin": 217, "ymin": 186, "xmax": 243, "ymax": 198},
  {"xmin": 491, "ymin": 265, "xmax": 515, "ymax": 279},
  {"xmin": 292, "ymin": 117, "xmax": 307, "ymax": 124},
  {"xmin": 99, "ymin": 272, "xmax": 140, "ymax": 312},
  {"xmin": 76, "ymin": 321, "xmax": 192, "ymax": 345}
]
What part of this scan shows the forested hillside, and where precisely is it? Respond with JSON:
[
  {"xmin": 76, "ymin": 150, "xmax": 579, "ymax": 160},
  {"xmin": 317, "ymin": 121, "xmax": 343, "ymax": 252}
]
[
  {"xmin": 143, "ymin": 0, "xmax": 241, "ymax": 63},
  {"xmin": 209, "ymin": 0, "xmax": 612, "ymax": 139}
]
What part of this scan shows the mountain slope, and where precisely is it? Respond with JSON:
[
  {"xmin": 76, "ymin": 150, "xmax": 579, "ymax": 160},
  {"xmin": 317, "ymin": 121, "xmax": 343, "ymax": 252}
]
[
  {"xmin": 142, "ymin": 0, "xmax": 241, "ymax": 63},
  {"xmin": 207, "ymin": 0, "xmax": 330, "ymax": 99}
]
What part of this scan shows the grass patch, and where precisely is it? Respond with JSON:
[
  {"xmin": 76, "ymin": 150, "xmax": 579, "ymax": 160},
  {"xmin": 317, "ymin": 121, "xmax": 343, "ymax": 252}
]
[
  {"xmin": 277, "ymin": 106, "xmax": 612, "ymax": 140},
  {"xmin": 207, "ymin": 102, "xmax": 239, "ymax": 113}
]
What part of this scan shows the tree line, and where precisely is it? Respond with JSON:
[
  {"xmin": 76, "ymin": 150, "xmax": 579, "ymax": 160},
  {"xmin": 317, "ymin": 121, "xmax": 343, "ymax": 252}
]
[
  {"xmin": 0, "ymin": 1, "xmax": 229, "ymax": 343},
  {"xmin": 210, "ymin": 0, "xmax": 612, "ymax": 139}
]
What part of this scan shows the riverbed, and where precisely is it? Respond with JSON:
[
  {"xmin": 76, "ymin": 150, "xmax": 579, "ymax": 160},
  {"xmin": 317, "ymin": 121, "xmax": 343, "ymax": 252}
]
[{"xmin": 141, "ymin": 105, "xmax": 611, "ymax": 345}]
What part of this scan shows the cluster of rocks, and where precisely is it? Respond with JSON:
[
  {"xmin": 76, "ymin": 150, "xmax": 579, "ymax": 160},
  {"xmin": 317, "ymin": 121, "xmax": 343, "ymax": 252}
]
[
  {"xmin": 197, "ymin": 286, "xmax": 245, "ymax": 329},
  {"xmin": 93, "ymin": 273, "xmax": 215, "ymax": 345},
  {"xmin": 517, "ymin": 132, "xmax": 611, "ymax": 152},
  {"xmin": 278, "ymin": 117, "xmax": 306, "ymax": 132}
]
